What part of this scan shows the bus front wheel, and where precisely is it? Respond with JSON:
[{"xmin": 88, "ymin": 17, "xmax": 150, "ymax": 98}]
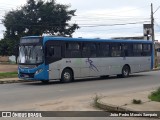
[{"xmin": 61, "ymin": 69, "xmax": 73, "ymax": 83}]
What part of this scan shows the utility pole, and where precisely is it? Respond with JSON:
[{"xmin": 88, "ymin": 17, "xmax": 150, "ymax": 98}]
[
  {"xmin": 151, "ymin": 3, "xmax": 156, "ymax": 68},
  {"xmin": 151, "ymin": 3, "xmax": 155, "ymax": 41}
]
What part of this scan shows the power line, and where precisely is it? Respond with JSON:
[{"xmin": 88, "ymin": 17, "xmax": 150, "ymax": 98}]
[
  {"xmin": 79, "ymin": 21, "xmax": 150, "ymax": 27},
  {"xmin": 74, "ymin": 14, "xmax": 149, "ymax": 19},
  {"xmin": 76, "ymin": 5, "xmax": 149, "ymax": 17},
  {"xmin": 73, "ymin": 17, "xmax": 150, "ymax": 22},
  {"xmin": 153, "ymin": 6, "xmax": 160, "ymax": 14},
  {"xmin": 155, "ymin": 21, "xmax": 160, "ymax": 31},
  {"xmin": 78, "ymin": 26, "xmax": 143, "ymax": 32},
  {"xmin": 0, "ymin": 20, "xmax": 149, "ymax": 26}
]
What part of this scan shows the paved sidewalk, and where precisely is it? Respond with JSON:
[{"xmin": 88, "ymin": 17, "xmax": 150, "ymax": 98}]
[{"xmin": 97, "ymin": 89, "xmax": 160, "ymax": 118}]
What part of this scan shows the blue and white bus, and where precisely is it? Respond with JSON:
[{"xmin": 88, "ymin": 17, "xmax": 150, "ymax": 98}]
[{"xmin": 18, "ymin": 36, "xmax": 153, "ymax": 83}]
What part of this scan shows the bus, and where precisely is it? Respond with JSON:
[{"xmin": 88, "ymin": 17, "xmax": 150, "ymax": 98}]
[{"xmin": 18, "ymin": 36, "xmax": 153, "ymax": 83}]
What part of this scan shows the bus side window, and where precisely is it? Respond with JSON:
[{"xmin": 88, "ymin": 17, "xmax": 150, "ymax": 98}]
[
  {"xmin": 142, "ymin": 44, "xmax": 151, "ymax": 56},
  {"xmin": 46, "ymin": 45, "xmax": 61, "ymax": 58},
  {"xmin": 90, "ymin": 43, "xmax": 97, "ymax": 57},
  {"xmin": 133, "ymin": 44, "xmax": 142, "ymax": 56},
  {"xmin": 82, "ymin": 43, "xmax": 97, "ymax": 58},
  {"xmin": 46, "ymin": 46, "xmax": 54, "ymax": 57},
  {"xmin": 98, "ymin": 43, "xmax": 110, "ymax": 57},
  {"xmin": 82, "ymin": 43, "xmax": 90, "ymax": 58},
  {"xmin": 111, "ymin": 43, "xmax": 121, "ymax": 57},
  {"xmin": 65, "ymin": 42, "xmax": 81, "ymax": 58},
  {"xmin": 122, "ymin": 44, "xmax": 129, "ymax": 57}
]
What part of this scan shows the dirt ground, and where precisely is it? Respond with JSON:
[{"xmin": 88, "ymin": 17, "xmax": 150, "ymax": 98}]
[
  {"xmin": 0, "ymin": 95, "xmax": 98, "ymax": 111},
  {"xmin": 0, "ymin": 64, "xmax": 18, "ymax": 72}
]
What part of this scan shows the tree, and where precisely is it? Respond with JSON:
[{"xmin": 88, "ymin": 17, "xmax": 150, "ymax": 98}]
[
  {"xmin": 0, "ymin": 38, "xmax": 19, "ymax": 63},
  {"xmin": 2, "ymin": 0, "xmax": 79, "ymax": 63},
  {"xmin": 3, "ymin": 0, "xmax": 79, "ymax": 38},
  {"xmin": 0, "ymin": 39, "xmax": 11, "ymax": 56}
]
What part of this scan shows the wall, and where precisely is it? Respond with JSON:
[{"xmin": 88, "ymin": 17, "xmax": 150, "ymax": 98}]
[{"xmin": 0, "ymin": 56, "xmax": 9, "ymax": 62}]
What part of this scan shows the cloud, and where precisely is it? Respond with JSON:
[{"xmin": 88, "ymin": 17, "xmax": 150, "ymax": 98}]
[
  {"xmin": 73, "ymin": 26, "xmax": 144, "ymax": 38},
  {"xmin": 72, "ymin": 6, "xmax": 148, "ymax": 24},
  {"xmin": 70, "ymin": 6, "xmax": 150, "ymax": 39},
  {"xmin": 0, "ymin": 0, "xmax": 159, "ymax": 40}
]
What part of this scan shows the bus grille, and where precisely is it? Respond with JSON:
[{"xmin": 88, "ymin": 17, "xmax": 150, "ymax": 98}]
[{"xmin": 20, "ymin": 72, "xmax": 34, "ymax": 78}]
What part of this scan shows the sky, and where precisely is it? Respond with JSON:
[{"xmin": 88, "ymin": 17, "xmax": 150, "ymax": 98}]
[{"xmin": 0, "ymin": 0, "xmax": 160, "ymax": 40}]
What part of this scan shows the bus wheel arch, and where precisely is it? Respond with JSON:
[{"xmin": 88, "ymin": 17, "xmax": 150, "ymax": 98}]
[
  {"xmin": 60, "ymin": 67, "xmax": 74, "ymax": 83},
  {"xmin": 121, "ymin": 64, "xmax": 131, "ymax": 78}
]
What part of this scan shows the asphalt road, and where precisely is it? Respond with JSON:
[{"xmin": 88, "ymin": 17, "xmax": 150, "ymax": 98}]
[{"xmin": 0, "ymin": 71, "xmax": 160, "ymax": 111}]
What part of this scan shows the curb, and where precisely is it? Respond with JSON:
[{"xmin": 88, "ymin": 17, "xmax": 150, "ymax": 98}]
[
  {"xmin": 0, "ymin": 79, "xmax": 31, "ymax": 84},
  {"xmin": 96, "ymin": 99, "xmax": 160, "ymax": 118},
  {"xmin": 152, "ymin": 68, "xmax": 160, "ymax": 71},
  {"xmin": 96, "ymin": 99, "xmax": 132, "ymax": 112}
]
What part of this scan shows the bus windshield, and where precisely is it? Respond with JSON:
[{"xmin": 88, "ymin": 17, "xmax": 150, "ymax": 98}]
[{"xmin": 19, "ymin": 45, "xmax": 44, "ymax": 64}]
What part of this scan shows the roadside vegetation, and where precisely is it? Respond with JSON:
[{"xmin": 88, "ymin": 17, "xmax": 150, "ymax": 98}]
[
  {"xmin": 93, "ymin": 94, "xmax": 101, "ymax": 108},
  {"xmin": 148, "ymin": 87, "xmax": 160, "ymax": 102},
  {"xmin": 132, "ymin": 99, "xmax": 142, "ymax": 104},
  {"xmin": 0, "ymin": 62, "xmax": 16, "ymax": 65},
  {"xmin": 0, "ymin": 72, "xmax": 18, "ymax": 79}
]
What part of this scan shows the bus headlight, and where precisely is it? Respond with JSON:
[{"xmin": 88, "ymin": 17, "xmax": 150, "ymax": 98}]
[{"xmin": 35, "ymin": 69, "xmax": 43, "ymax": 75}]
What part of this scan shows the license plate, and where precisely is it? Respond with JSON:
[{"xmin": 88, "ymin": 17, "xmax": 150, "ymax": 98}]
[{"xmin": 23, "ymin": 74, "xmax": 29, "ymax": 78}]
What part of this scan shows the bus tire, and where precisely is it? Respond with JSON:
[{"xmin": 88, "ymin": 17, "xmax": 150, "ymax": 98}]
[
  {"xmin": 61, "ymin": 69, "xmax": 73, "ymax": 83},
  {"xmin": 121, "ymin": 65, "xmax": 130, "ymax": 78}
]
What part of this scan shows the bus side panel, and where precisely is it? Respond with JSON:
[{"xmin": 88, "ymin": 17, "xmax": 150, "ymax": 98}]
[
  {"xmin": 48, "ymin": 58, "xmax": 82, "ymax": 80},
  {"xmin": 48, "ymin": 58, "xmax": 102, "ymax": 79},
  {"xmin": 59, "ymin": 58, "xmax": 101, "ymax": 78},
  {"xmin": 84, "ymin": 58, "xmax": 101, "ymax": 77},
  {"xmin": 62, "ymin": 58, "xmax": 82, "ymax": 78},
  {"xmin": 140, "ymin": 56, "xmax": 151, "ymax": 71},
  {"xmin": 49, "ymin": 61, "xmax": 61, "ymax": 80},
  {"xmin": 77, "ymin": 58, "xmax": 89, "ymax": 77},
  {"xmin": 123, "ymin": 57, "xmax": 151, "ymax": 73},
  {"xmin": 100, "ymin": 57, "xmax": 122, "ymax": 75},
  {"xmin": 100, "ymin": 57, "xmax": 151, "ymax": 76},
  {"xmin": 48, "ymin": 56, "xmax": 151, "ymax": 80}
]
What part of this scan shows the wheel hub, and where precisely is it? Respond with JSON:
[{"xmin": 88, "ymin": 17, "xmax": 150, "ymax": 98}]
[{"xmin": 64, "ymin": 72, "xmax": 71, "ymax": 80}]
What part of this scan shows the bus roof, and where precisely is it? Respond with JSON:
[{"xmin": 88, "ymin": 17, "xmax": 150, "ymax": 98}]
[{"xmin": 22, "ymin": 36, "xmax": 153, "ymax": 44}]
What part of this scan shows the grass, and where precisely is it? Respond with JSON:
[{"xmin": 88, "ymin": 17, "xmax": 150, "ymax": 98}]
[
  {"xmin": 132, "ymin": 99, "xmax": 142, "ymax": 104},
  {"xmin": 0, "ymin": 62, "xmax": 17, "ymax": 65},
  {"xmin": 0, "ymin": 72, "xmax": 18, "ymax": 79},
  {"xmin": 148, "ymin": 87, "xmax": 160, "ymax": 102}
]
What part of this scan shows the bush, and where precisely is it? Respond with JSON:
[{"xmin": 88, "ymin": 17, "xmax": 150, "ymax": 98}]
[
  {"xmin": 132, "ymin": 99, "xmax": 142, "ymax": 104},
  {"xmin": 148, "ymin": 87, "xmax": 160, "ymax": 102}
]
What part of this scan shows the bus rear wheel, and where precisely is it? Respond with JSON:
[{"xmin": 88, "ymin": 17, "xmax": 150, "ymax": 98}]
[
  {"xmin": 61, "ymin": 69, "xmax": 73, "ymax": 83},
  {"xmin": 121, "ymin": 65, "xmax": 130, "ymax": 78}
]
